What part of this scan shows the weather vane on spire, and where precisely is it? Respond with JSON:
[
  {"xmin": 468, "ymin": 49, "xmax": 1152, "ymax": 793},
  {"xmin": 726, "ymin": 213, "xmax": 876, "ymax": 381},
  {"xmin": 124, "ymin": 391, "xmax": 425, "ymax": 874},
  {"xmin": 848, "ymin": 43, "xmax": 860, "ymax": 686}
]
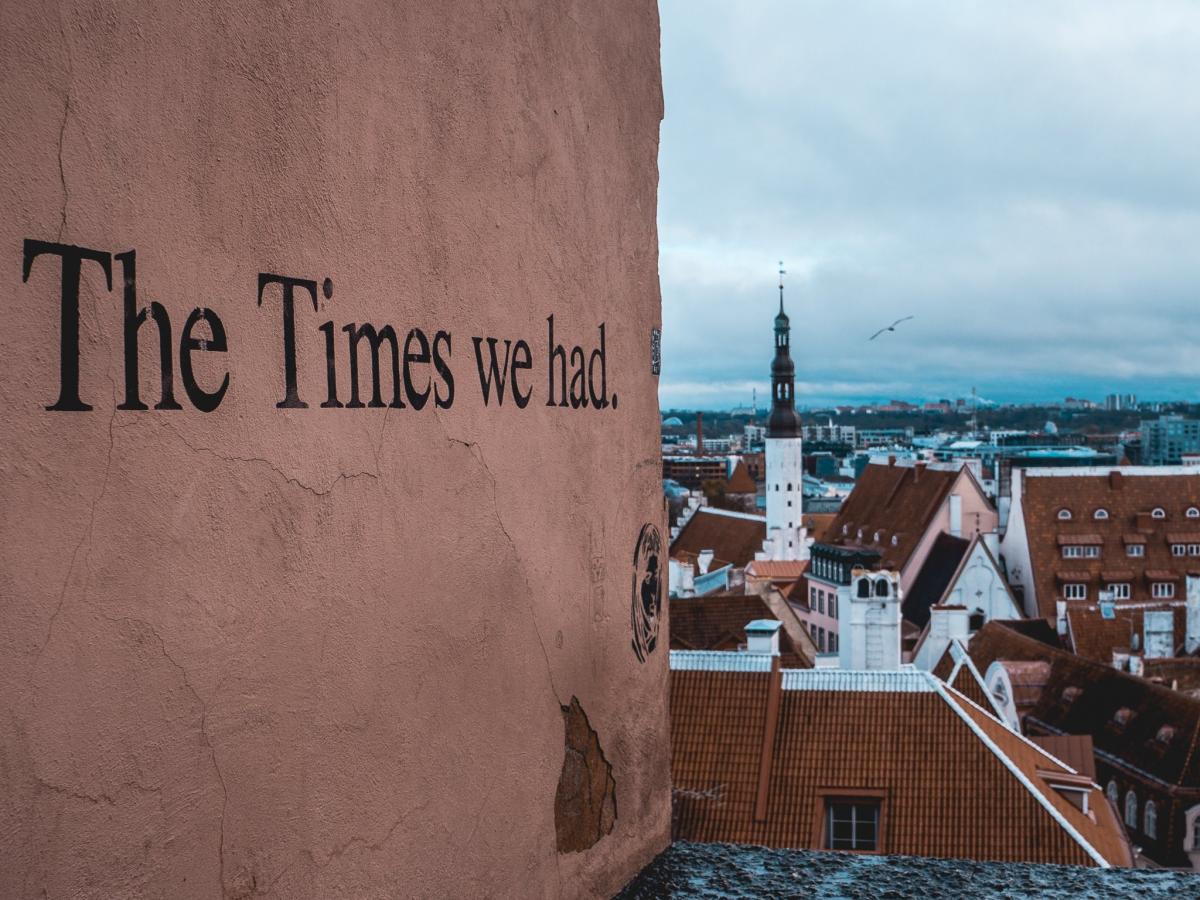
[{"xmin": 778, "ymin": 260, "xmax": 786, "ymax": 313}]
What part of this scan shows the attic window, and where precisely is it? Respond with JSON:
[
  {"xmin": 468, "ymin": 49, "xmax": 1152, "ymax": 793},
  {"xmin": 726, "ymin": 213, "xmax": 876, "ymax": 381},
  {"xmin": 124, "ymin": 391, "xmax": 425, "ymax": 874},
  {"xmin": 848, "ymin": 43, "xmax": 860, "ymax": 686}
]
[
  {"xmin": 1094, "ymin": 509, "xmax": 1109, "ymax": 520},
  {"xmin": 1152, "ymin": 508, "xmax": 1166, "ymax": 519},
  {"xmin": 1189, "ymin": 507, "xmax": 1200, "ymax": 519},
  {"xmin": 1058, "ymin": 509, "xmax": 1073, "ymax": 521},
  {"xmin": 872, "ymin": 531, "xmax": 881, "ymax": 543}
]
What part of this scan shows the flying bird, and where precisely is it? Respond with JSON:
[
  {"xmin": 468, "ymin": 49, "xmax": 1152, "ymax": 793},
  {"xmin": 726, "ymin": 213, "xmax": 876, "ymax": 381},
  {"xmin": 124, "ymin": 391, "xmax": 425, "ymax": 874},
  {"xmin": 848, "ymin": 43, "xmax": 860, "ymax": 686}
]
[{"xmin": 868, "ymin": 315, "xmax": 915, "ymax": 341}]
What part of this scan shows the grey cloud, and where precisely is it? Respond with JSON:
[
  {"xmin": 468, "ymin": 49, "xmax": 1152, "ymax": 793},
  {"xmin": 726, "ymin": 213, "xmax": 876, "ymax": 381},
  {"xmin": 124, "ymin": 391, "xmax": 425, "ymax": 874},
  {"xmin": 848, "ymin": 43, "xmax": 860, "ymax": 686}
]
[{"xmin": 658, "ymin": 1, "xmax": 1200, "ymax": 407}]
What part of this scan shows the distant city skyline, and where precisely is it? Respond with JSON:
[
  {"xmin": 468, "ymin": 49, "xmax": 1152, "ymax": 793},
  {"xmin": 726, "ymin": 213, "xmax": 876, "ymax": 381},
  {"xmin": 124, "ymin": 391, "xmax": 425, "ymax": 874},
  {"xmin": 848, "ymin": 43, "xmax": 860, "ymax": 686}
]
[{"xmin": 657, "ymin": 2, "xmax": 1200, "ymax": 409}]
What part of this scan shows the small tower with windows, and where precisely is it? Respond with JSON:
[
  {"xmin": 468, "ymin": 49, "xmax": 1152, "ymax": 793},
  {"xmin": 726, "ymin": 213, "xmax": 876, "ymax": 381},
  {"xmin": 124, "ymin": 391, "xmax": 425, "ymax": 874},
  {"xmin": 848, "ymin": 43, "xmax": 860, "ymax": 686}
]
[
  {"xmin": 764, "ymin": 262, "xmax": 806, "ymax": 560},
  {"xmin": 840, "ymin": 568, "xmax": 903, "ymax": 670}
]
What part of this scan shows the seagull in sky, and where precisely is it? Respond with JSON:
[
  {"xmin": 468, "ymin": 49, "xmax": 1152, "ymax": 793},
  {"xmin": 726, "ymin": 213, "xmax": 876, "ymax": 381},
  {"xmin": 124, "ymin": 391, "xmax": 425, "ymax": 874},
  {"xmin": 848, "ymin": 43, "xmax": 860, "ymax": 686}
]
[{"xmin": 868, "ymin": 315, "xmax": 915, "ymax": 341}]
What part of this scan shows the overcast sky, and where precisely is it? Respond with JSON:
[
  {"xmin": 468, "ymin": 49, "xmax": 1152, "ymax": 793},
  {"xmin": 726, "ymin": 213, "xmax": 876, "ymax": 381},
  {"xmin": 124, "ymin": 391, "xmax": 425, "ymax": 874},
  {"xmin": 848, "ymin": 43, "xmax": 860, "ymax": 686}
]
[{"xmin": 657, "ymin": 1, "xmax": 1200, "ymax": 410}]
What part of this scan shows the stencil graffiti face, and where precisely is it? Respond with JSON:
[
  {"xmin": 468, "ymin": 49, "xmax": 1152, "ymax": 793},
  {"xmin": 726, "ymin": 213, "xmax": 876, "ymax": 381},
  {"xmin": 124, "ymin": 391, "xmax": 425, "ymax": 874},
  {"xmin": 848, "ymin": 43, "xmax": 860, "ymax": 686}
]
[{"xmin": 631, "ymin": 523, "xmax": 663, "ymax": 662}]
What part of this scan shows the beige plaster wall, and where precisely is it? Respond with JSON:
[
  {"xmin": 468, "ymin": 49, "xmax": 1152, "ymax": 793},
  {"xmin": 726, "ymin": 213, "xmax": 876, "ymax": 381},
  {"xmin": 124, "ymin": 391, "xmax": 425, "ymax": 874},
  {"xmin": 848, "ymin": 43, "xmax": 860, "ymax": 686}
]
[{"xmin": 0, "ymin": 2, "xmax": 668, "ymax": 897}]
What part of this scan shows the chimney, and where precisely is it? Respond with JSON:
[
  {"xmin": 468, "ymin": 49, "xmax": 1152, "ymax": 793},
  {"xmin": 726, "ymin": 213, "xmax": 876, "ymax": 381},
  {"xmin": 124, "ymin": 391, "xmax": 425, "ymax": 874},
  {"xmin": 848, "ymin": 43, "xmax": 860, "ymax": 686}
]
[
  {"xmin": 679, "ymin": 563, "xmax": 695, "ymax": 597},
  {"xmin": 697, "ymin": 549, "xmax": 714, "ymax": 575},
  {"xmin": 1144, "ymin": 610, "xmax": 1175, "ymax": 659},
  {"xmin": 696, "ymin": 412, "xmax": 704, "ymax": 455},
  {"xmin": 949, "ymin": 493, "xmax": 962, "ymax": 537},
  {"xmin": 1110, "ymin": 470, "xmax": 1124, "ymax": 490},
  {"xmin": 914, "ymin": 461, "xmax": 927, "ymax": 482},
  {"xmin": 745, "ymin": 619, "xmax": 782, "ymax": 656},
  {"xmin": 1056, "ymin": 599, "xmax": 1068, "ymax": 638},
  {"xmin": 1189, "ymin": 574, "xmax": 1200, "ymax": 655},
  {"xmin": 888, "ymin": 455, "xmax": 897, "ymax": 467}
]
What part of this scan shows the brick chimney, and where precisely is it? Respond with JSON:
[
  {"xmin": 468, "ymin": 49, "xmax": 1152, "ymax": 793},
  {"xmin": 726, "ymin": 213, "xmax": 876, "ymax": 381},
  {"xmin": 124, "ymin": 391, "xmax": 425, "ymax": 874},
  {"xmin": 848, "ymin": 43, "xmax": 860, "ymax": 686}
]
[
  {"xmin": 1110, "ymin": 470, "xmax": 1124, "ymax": 490},
  {"xmin": 696, "ymin": 412, "xmax": 704, "ymax": 455}
]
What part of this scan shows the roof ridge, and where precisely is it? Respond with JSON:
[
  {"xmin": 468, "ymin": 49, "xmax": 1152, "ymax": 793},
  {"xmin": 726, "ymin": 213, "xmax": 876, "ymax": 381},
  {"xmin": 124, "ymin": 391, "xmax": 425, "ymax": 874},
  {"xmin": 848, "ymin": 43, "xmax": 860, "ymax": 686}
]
[{"xmin": 930, "ymin": 677, "xmax": 1111, "ymax": 867}]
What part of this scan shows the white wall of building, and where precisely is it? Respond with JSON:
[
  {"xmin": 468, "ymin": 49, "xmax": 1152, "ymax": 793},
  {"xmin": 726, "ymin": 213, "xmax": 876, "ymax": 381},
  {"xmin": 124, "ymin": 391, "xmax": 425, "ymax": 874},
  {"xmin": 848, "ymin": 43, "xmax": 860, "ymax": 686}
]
[{"xmin": 766, "ymin": 435, "xmax": 806, "ymax": 560}]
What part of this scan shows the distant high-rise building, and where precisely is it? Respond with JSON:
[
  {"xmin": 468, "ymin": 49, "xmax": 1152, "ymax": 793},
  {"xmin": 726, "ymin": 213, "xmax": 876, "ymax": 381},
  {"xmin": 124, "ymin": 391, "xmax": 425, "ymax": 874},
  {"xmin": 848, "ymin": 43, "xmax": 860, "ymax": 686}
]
[{"xmin": 1142, "ymin": 415, "xmax": 1200, "ymax": 466}]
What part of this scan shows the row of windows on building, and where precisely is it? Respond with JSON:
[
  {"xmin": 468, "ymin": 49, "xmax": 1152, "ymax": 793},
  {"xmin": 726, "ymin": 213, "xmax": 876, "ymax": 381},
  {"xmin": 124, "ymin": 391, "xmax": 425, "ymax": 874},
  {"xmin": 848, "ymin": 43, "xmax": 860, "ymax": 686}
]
[
  {"xmin": 1107, "ymin": 781, "xmax": 1158, "ymax": 839},
  {"xmin": 1061, "ymin": 542, "xmax": 1200, "ymax": 559},
  {"xmin": 1058, "ymin": 507, "xmax": 1200, "ymax": 521},
  {"xmin": 811, "ymin": 555, "xmax": 851, "ymax": 584},
  {"xmin": 808, "ymin": 586, "xmax": 839, "ymax": 618},
  {"xmin": 1062, "ymin": 581, "xmax": 1176, "ymax": 600},
  {"xmin": 810, "ymin": 623, "xmax": 838, "ymax": 653}
]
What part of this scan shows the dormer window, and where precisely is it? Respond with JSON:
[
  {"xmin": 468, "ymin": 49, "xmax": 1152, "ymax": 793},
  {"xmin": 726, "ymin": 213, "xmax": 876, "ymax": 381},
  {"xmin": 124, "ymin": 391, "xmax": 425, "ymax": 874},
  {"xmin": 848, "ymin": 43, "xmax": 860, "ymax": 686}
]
[
  {"xmin": 856, "ymin": 529, "xmax": 864, "ymax": 541},
  {"xmin": 873, "ymin": 531, "xmax": 881, "ymax": 543},
  {"xmin": 1113, "ymin": 707, "xmax": 1136, "ymax": 729},
  {"xmin": 1173, "ymin": 544, "xmax": 1187, "ymax": 557},
  {"xmin": 1156, "ymin": 725, "xmax": 1177, "ymax": 744},
  {"xmin": 890, "ymin": 535, "xmax": 899, "ymax": 547},
  {"xmin": 1152, "ymin": 508, "xmax": 1166, "ymax": 519},
  {"xmin": 842, "ymin": 525, "xmax": 849, "ymax": 535},
  {"xmin": 1094, "ymin": 509, "xmax": 1109, "ymax": 520},
  {"xmin": 1058, "ymin": 509, "xmax": 1073, "ymax": 521},
  {"xmin": 1060, "ymin": 686, "xmax": 1082, "ymax": 706},
  {"xmin": 1188, "ymin": 507, "xmax": 1200, "ymax": 519}
]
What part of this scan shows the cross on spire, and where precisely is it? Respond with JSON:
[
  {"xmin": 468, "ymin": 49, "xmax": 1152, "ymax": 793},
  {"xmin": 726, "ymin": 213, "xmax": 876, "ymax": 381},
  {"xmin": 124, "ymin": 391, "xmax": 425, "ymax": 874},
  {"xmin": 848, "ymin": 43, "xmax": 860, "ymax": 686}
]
[{"xmin": 778, "ymin": 260, "xmax": 786, "ymax": 313}]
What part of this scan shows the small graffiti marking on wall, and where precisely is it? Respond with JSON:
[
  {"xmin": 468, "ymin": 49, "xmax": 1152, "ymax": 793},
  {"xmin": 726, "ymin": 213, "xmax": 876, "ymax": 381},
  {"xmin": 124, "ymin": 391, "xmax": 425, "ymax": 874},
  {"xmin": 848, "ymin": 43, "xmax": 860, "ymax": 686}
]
[{"xmin": 630, "ymin": 523, "xmax": 663, "ymax": 662}]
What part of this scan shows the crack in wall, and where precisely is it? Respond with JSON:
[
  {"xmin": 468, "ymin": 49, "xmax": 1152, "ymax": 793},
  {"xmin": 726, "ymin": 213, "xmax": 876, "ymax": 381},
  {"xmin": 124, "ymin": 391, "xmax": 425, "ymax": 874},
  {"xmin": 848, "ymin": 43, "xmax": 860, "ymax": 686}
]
[
  {"xmin": 55, "ymin": 11, "xmax": 72, "ymax": 240},
  {"xmin": 32, "ymin": 408, "xmax": 118, "ymax": 673},
  {"xmin": 162, "ymin": 423, "xmax": 379, "ymax": 497},
  {"xmin": 439, "ymin": 428, "xmax": 563, "ymax": 706},
  {"xmin": 106, "ymin": 615, "xmax": 229, "ymax": 899}
]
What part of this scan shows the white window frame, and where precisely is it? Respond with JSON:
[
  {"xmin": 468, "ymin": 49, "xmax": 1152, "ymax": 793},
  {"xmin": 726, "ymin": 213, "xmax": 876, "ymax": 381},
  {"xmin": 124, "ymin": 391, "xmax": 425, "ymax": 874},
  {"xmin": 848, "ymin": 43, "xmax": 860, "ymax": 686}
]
[
  {"xmin": 1145, "ymin": 800, "xmax": 1158, "ymax": 840},
  {"xmin": 1152, "ymin": 508, "xmax": 1166, "ymax": 519},
  {"xmin": 1125, "ymin": 791, "xmax": 1139, "ymax": 829},
  {"xmin": 1188, "ymin": 507, "xmax": 1200, "ymax": 519},
  {"xmin": 1109, "ymin": 583, "xmax": 1131, "ymax": 600},
  {"xmin": 1190, "ymin": 545, "xmax": 1200, "ymax": 557},
  {"xmin": 1173, "ymin": 544, "xmax": 1187, "ymax": 557},
  {"xmin": 1063, "ymin": 583, "xmax": 1087, "ymax": 601},
  {"xmin": 1127, "ymin": 544, "xmax": 1145, "ymax": 558},
  {"xmin": 1084, "ymin": 545, "xmax": 1100, "ymax": 558},
  {"xmin": 1152, "ymin": 582, "xmax": 1176, "ymax": 599},
  {"xmin": 1062, "ymin": 546, "xmax": 1084, "ymax": 559},
  {"xmin": 1094, "ymin": 509, "xmax": 1109, "ymax": 520},
  {"xmin": 1058, "ymin": 509, "xmax": 1072, "ymax": 521}
]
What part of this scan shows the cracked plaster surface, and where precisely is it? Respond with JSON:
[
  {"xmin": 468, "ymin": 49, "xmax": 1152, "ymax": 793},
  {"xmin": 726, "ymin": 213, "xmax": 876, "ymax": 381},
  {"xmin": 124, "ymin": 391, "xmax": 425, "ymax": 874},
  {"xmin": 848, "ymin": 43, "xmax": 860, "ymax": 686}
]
[{"xmin": 0, "ymin": 2, "xmax": 669, "ymax": 898}]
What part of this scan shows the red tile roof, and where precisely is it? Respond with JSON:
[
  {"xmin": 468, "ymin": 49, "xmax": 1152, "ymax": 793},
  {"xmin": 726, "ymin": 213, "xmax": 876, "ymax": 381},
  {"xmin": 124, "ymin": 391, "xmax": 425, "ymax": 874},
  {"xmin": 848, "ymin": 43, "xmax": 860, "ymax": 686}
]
[
  {"xmin": 726, "ymin": 459, "xmax": 758, "ymax": 495},
  {"xmin": 957, "ymin": 622, "xmax": 1200, "ymax": 791},
  {"xmin": 669, "ymin": 656, "xmax": 1128, "ymax": 866},
  {"xmin": 1031, "ymin": 734, "xmax": 1097, "ymax": 780},
  {"xmin": 745, "ymin": 560, "xmax": 808, "ymax": 581},
  {"xmin": 1016, "ymin": 470, "xmax": 1200, "ymax": 618},
  {"xmin": 818, "ymin": 462, "xmax": 986, "ymax": 573},
  {"xmin": 671, "ymin": 507, "xmax": 764, "ymax": 568},
  {"xmin": 1064, "ymin": 601, "xmax": 1186, "ymax": 663},
  {"xmin": 669, "ymin": 591, "xmax": 815, "ymax": 669}
]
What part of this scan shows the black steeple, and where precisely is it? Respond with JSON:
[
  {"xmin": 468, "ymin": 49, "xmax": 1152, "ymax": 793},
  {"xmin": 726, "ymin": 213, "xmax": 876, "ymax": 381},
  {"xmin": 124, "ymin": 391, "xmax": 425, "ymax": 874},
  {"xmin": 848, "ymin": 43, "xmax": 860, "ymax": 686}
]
[{"xmin": 768, "ymin": 262, "xmax": 802, "ymax": 439}]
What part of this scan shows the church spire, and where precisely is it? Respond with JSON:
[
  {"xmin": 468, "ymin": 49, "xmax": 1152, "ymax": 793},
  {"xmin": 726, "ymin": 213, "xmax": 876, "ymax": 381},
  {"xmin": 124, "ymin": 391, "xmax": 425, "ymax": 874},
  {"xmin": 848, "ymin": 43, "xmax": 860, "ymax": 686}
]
[{"xmin": 768, "ymin": 261, "xmax": 801, "ymax": 439}]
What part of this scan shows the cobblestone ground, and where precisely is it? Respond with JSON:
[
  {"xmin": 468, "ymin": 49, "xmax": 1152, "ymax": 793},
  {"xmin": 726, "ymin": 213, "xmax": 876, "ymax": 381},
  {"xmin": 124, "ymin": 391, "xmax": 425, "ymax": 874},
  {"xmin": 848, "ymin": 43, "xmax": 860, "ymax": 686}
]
[{"xmin": 615, "ymin": 841, "xmax": 1200, "ymax": 899}]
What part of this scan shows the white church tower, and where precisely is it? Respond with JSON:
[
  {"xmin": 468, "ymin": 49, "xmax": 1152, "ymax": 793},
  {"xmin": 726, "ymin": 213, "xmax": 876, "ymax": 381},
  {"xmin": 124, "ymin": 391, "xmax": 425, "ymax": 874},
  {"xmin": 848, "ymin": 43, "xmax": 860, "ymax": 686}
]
[{"xmin": 764, "ymin": 263, "xmax": 807, "ymax": 561}]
